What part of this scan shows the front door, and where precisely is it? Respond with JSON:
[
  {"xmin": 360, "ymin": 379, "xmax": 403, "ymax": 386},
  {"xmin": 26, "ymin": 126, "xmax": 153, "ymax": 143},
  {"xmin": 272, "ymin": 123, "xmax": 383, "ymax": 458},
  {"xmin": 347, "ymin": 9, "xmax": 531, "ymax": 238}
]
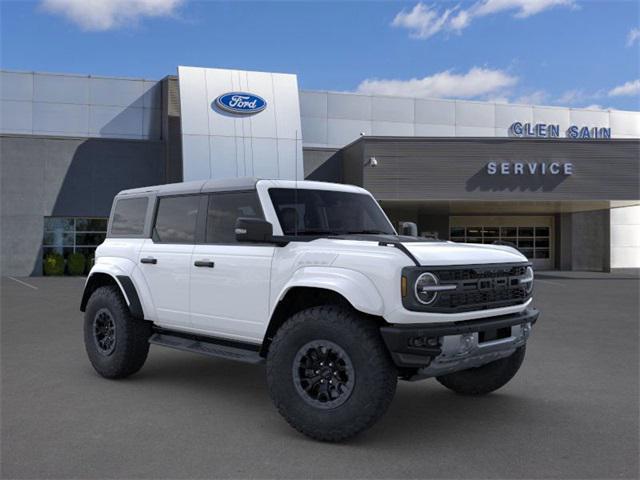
[
  {"xmin": 138, "ymin": 194, "xmax": 200, "ymax": 329},
  {"xmin": 189, "ymin": 191, "xmax": 274, "ymax": 343}
]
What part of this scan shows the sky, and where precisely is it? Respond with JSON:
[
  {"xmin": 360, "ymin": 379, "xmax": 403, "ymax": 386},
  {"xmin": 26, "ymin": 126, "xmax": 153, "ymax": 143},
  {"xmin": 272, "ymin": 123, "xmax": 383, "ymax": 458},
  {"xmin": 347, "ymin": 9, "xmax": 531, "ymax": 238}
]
[{"xmin": 1, "ymin": 0, "xmax": 639, "ymax": 111}]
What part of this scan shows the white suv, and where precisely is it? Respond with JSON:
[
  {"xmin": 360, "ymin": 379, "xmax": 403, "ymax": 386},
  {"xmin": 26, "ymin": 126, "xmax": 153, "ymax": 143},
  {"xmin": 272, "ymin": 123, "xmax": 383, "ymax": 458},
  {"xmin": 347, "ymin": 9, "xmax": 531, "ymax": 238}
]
[{"xmin": 81, "ymin": 178, "xmax": 538, "ymax": 441}]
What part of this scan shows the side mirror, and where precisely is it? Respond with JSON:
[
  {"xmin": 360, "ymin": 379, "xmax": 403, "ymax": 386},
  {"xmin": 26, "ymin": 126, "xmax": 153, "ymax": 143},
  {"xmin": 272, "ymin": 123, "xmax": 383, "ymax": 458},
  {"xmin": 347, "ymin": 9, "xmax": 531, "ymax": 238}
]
[
  {"xmin": 235, "ymin": 217, "xmax": 274, "ymax": 243},
  {"xmin": 399, "ymin": 221, "xmax": 418, "ymax": 237}
]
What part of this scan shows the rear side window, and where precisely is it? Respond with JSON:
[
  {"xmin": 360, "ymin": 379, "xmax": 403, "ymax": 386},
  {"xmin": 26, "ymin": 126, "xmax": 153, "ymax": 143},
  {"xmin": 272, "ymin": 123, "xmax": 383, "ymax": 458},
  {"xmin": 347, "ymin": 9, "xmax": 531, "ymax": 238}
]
[
  {"xmin": 110, "ymin": 197, "xmax": 148, "ymax": 237},
  {"xmin": 206, "ymin": 191, "xmax": 263, "ymax": 244},
  {"xmin": 153, "ymin": 195, "xmax": 200, "ymax": 244}
]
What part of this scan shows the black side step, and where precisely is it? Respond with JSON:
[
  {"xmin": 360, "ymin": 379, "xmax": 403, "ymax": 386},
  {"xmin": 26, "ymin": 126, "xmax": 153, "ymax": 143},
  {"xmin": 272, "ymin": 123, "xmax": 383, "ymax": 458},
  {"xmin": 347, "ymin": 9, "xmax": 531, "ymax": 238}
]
[{"xmin": 149, "ymin": 331, "xmax": 264, "ymax": 364}]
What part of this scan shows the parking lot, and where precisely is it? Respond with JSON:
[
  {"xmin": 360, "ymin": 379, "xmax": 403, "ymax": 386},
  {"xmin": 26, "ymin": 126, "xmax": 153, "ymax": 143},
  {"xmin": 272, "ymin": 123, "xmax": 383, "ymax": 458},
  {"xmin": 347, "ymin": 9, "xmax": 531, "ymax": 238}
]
[{"xmin": 1, "ymin": 272, "xmax": 638, "ymax": 479}]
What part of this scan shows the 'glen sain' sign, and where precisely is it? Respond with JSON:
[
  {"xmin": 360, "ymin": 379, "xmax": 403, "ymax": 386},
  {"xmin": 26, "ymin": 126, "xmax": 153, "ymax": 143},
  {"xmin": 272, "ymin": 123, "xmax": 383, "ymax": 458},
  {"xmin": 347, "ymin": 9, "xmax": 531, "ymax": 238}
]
[{"xmin": 510, "ymin": 122, "xmax": 611, "ymax": 139}]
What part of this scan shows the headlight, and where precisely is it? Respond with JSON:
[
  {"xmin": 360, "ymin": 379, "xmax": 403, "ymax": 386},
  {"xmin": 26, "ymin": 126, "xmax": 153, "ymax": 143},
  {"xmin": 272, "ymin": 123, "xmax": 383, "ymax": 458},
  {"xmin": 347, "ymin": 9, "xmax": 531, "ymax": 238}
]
[
  {"xmin": 520, "ymin": 266, "xmax": 534, "ymax": 294},
  {"xmin": 414, "ymin": 272, "xmax": 440, "ymax": 305}
]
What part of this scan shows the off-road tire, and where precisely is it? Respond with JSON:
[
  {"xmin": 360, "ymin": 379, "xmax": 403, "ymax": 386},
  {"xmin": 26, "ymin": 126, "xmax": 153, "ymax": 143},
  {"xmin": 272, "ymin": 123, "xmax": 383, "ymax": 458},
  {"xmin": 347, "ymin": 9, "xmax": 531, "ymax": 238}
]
[
  {"xmin": 266, "ymin": 305, "xmax": 397, "ymax": 442},
  {"xmin": 436, "ymin": 346, "xmax": 526, "ymax": 395},
  {"xmin": 84, "ymin": 285, "xmax": 151, "ymax": 379}
]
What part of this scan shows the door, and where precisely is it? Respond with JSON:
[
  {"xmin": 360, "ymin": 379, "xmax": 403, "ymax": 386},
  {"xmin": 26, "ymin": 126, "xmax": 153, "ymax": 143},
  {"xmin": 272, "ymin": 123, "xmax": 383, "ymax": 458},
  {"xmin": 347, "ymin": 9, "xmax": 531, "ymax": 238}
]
[
  {"xmin": 190, "ymin": 191, "xmax": 274, "ymax": 343},
  {"xmin": 449, "ymin": 216, "xmax": 555, "ymax": 270},
  {"xmin": 138, "ymin": 194, "xmax": 200, "ymax": 329}
]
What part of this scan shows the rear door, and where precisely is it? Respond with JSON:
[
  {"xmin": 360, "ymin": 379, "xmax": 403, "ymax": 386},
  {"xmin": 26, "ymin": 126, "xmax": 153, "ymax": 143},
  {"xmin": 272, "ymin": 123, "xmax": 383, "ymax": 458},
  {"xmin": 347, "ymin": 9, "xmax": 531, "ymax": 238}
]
[
  {"xmin": 189, "ymin": 190, "xmax": 274, "ymax": 342},
  {"xmin": 138, "ymin": 194, "xmax": 200, "ymax": 329}
]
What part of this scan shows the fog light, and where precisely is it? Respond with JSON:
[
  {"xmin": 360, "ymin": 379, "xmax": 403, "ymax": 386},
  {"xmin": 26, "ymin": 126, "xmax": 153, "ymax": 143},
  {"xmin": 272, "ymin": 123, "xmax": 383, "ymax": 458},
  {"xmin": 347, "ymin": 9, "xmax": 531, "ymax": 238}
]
[
  {"xmin": 458, "ymin": 334, "xmax": 474, "ymax": 354},
  {"xmin": 521, "ymin": 323, "xmax": 531, "ymax": 340},
  {"xmin": 408, "ymin": 336, "xmax": 439, "ymax": 348}
]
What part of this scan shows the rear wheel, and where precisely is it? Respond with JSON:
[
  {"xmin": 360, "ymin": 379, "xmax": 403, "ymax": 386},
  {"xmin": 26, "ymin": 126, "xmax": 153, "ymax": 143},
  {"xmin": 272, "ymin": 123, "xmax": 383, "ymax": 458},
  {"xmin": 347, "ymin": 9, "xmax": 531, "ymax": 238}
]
[
  {"xmin": 84, "ymin": 286, "xmax": 151, "ymax": 379},
  {"xmin": 436, "ymin": 346, "xmax": 526, "ymax": 395},
  {"xmin": 266, "ymin": 305, "xmax": 397, "ymax": 442}
]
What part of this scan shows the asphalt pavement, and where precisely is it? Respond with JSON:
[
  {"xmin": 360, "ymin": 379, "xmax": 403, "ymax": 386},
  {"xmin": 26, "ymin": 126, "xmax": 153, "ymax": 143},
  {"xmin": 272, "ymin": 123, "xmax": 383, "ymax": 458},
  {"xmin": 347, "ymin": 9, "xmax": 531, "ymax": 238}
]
[{"xmin": 1, "ymin": 273, "xmax": 638, "ymax": 479}]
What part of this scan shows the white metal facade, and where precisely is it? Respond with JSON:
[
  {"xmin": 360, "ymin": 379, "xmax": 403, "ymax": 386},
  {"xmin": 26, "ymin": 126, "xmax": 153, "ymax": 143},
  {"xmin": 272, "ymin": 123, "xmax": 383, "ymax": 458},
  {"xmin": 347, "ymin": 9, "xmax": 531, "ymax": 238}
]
[{"xmin": 178, "ymin": 66, "xmax": 303, "ymax": 182}]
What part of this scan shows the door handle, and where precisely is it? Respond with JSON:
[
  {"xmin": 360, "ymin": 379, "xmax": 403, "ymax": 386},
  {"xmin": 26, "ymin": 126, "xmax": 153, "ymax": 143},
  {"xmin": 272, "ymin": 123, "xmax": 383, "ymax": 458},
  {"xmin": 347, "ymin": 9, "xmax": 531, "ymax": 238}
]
[
  {"xmin": 194, "ymin": 260, "xmax": 215, "ymax": 268},
  {"xmin": 140, "ymin": 257, "xmax": 157, "ymax": 264}
]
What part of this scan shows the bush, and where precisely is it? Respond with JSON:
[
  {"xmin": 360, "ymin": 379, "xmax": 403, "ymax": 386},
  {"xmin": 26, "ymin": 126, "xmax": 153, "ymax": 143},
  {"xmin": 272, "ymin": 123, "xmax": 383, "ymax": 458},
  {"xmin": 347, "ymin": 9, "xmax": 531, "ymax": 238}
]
[
  {"xmin": 67, "ymin": 252, "xmax": 86, "ymax": 276},
  {"xmin": 85, "ymin": 256, "xmax": 95, "ymax": 274},
  {"xmin": 43, "ymin": 253, "xmax": 65, "ymax": 276}
]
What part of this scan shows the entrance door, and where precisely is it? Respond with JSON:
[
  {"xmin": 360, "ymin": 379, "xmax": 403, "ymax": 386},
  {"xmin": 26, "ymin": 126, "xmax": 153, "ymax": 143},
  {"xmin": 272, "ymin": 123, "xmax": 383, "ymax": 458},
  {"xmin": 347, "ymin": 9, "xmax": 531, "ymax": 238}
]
[
  {"xmin": 449, "ymin": 216, "xmax": 554, "ymax": 270},
  {"xmin": 189, "ymin": 190, "xmax": 274, "ymax": 343}
]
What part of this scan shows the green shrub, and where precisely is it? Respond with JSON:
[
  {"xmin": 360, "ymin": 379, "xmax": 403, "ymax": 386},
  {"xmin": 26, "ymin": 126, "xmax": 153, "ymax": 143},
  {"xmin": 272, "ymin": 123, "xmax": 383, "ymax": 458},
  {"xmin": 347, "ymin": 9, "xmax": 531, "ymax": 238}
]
[
  {"xmin": 67, "ymin": 252, "xmax": 86, "ymax": 276},
  {"xmin": 43, "ymin": 253, "xmax": 64, "ymax": 276},
  {"xmin": 85, "ymin": 256, "xmax": 95, "ymax": 274}
]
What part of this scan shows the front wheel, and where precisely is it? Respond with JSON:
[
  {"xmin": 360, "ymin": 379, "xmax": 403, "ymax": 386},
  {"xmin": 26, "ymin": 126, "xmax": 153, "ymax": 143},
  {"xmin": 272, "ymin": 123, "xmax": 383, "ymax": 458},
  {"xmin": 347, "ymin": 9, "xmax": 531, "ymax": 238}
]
[
  {"xmin": 266, "ymin": 305, "xmax": 397, "ymax": 442},
  {"xmin": 436, "ymin": 346, "xmax": 526, "ymax": 395}
]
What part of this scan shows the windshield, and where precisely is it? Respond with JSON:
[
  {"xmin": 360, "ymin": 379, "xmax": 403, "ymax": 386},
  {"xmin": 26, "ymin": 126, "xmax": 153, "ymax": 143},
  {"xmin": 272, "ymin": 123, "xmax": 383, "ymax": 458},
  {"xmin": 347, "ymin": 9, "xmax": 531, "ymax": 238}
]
[{"xmin": 268, "ymin": 188, "xmax": 396, "ymax": 236}]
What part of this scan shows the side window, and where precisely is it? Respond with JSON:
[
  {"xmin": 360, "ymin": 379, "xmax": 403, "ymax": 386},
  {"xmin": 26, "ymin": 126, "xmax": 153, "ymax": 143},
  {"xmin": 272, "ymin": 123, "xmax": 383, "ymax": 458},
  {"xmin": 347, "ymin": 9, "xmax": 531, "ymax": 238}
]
[
  {"xmin": 206, "ymin": 191, "xmax": 263, "ymax": 244},
  {"xmin": 153, "ymin": 195, "xmax": 200, "ymax": 244},
  {"xmin": 110, "ymin": 197, "xmax": 148, "ymax": 237}
]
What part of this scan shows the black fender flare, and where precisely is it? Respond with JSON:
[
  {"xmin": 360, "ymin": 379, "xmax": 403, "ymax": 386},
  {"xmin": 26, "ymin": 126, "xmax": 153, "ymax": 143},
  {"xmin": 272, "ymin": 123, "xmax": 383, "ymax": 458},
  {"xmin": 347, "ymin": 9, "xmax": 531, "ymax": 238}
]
[{"xmin": 80, "ymin": 273, "xmax": 145, "ymax": 320}]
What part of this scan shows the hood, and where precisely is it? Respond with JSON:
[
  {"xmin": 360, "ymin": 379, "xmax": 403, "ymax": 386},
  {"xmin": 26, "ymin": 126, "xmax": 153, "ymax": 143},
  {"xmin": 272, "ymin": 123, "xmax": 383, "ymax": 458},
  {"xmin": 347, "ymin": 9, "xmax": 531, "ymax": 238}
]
[{"xmin": 402, "ymin": 241, "xmax": 527, "ymax": 266}]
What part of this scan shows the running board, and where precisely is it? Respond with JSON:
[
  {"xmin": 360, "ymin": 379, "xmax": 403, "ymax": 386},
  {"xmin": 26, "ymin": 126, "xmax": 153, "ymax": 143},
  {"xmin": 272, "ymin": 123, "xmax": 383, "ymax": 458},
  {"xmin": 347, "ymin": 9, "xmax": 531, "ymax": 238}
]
[{"xmin": 149, "ymin": 331, "xmax": 264, "ymax": 364}]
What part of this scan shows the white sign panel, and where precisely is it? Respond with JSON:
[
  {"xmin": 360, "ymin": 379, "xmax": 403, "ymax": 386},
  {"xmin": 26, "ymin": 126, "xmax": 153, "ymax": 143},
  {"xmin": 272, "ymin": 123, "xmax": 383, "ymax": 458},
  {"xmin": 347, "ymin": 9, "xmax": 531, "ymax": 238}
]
[{"xmin": 178, "ymin": 66, "xmax": 303, "ymax": 181}]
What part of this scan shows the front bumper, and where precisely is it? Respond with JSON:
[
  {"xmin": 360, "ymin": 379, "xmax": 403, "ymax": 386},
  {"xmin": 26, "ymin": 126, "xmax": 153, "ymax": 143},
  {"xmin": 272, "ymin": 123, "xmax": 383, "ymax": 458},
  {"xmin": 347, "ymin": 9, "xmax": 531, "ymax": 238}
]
[{"xmin": 380, "ymin": 308, "xmax": 539, "ymax": 379}]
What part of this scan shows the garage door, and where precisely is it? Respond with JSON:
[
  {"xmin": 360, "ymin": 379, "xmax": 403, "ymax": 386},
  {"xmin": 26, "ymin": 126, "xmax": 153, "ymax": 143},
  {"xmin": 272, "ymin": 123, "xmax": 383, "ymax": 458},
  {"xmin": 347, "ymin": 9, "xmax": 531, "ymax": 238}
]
[{"xmin": 449, "ymin": 216, "xmax": 554, "ymax": 270}]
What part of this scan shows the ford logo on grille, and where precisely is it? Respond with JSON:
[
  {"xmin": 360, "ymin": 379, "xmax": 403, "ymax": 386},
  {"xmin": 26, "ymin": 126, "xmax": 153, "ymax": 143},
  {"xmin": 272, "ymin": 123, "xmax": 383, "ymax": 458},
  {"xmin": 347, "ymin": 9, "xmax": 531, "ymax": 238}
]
[{"xmin": 213, "ymin": 92, "xmax": 266, "ymax": 115}]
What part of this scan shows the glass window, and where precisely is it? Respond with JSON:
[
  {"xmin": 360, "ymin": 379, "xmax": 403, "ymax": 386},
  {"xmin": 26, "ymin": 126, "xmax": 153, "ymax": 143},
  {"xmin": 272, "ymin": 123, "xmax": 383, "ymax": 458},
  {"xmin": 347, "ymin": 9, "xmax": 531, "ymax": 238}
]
[
  {"xmin": 43, "ymin": 217, "xmax": 108, "ymax": 269},
  {"xmin": 153, "ymin": 195, "xmax": 200, "ymax": 244},
  {"xmin": 206, "ymin": 191, "xmax": 263, "ymax": 244},
  {"xmin": 535, "ymin": 227, "xmax": 550, "ymax": 237},
  {"xmin": 450, "ymin": 227, "xmax": 465, "ymax": 238},
  {"xmin": 500, "ymin": 227, "xmax": 517, "ymax": 237},
  {"xmin": 110, "ymin": 197, "xmax": 148, "ymax": 237},
  {"xmin": 268, "ymin": 188, "xmax": 395, "ymax": 236},
  {"xmin": 518, "ymin": 227, "xmax": 534, "ymax": 237}
]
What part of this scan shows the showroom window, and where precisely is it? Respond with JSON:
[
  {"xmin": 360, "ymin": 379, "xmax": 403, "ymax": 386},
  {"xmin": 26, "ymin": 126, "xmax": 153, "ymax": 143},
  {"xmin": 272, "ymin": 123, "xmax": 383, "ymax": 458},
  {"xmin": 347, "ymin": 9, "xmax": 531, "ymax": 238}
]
[
  {"xmin": 449, "ymin": 226, "xmax": 550, "ymax": 260},
  {"xmin": 43, "ymin": 217, "xmax": 108, "ymax": 260}
]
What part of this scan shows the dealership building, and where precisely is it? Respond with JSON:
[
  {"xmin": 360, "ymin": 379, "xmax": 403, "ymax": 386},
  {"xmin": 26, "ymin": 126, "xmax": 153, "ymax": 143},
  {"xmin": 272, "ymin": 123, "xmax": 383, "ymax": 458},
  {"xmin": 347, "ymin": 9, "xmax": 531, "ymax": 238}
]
[{"xmin": 1, "ymin": 66, "xmax": 639, "ymax": 275}]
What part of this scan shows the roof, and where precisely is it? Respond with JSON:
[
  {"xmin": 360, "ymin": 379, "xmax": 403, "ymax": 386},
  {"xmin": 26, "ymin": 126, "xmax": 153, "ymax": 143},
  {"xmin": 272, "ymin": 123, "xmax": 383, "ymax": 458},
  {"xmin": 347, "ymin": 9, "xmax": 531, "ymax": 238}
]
[{"xmin": 116, "ymin": 178, "xmax": 367, "ymax": 197}]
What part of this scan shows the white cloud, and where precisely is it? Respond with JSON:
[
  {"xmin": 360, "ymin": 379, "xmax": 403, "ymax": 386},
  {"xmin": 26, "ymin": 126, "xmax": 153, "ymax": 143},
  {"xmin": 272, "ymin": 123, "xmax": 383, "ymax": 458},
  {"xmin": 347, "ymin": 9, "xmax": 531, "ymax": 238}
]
[
  {"xmin": 627, "ymin": 28, "xmax": 640, "ymax": 47},
  {"xmin": 391, "ymin": 3, "xmax": 457, "ymax": 39},
  {"xmin": 40, "ymin": 0, "xmax": 184, "ymax": 31},
  {"xmin": 515, "ymin": 90, "xmax": 548, "ymax": 105},
  {"xmin": 608, "ymin": 79, "xmax": 640, "ymax": 97},
  {"xmin": 392, "ymin": 0, "xmax": 576, "ymax": 39},
  {"xmin": 583, "ymin": 104, "xmax": 605, "ymax": 110},
  {"xmin": 356, "ymin": 67, "xmax": 518, "ymax": 99}
]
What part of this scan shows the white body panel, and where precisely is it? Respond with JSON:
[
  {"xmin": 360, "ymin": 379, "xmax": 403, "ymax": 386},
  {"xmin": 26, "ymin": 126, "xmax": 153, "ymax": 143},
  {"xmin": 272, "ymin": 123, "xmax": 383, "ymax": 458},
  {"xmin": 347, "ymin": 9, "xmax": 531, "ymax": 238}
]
[{"xmin": 89, "ymin": 179, "xmax": 532, "ymax": 345}]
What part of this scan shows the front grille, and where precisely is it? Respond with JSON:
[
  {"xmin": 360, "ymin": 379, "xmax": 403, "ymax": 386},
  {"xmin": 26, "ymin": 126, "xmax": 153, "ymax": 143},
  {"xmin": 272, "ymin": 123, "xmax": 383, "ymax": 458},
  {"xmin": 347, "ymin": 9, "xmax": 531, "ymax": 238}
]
[{"xmin": 402, "ymin": 263, "xmax": 531, "ymax": 313}]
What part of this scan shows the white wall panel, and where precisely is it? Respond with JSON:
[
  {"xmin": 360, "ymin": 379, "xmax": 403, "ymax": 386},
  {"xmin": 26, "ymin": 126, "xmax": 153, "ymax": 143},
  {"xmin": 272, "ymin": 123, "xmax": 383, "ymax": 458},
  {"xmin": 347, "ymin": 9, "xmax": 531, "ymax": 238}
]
[
  {"xmin": 570, "ymin": 108, "xmax": 609, "ymax": 128},
  {"xmin": 532, "ymin": 107, "xmax": 571, "ymax": 133},
  {"xmin": 456, "ymin": 102, "xmax": 494, "ymax": 127},
  {"xmin": 179, "ymin": 66, "xmax": 303, "ymax": 181},
  {"xmin": 371, "ymin": 121, "xmax": 414, "ymax": 136},
  {"xmin": 327, "ymin": 118, "xmax": 371, "ymax": 146},
  {"xmin": 327, "ymin": 93, "xmax": 371, "ymax": 120},
  {"xmin": 610, "ymin": 110, "xmax": 640, "ymax": 137},
  {"xmin": 182, "ymin": 135, "xmax": 211, "ymax": 181},
  {"xmin": 0, "ymin": 100, "xmax": 32, "ymax": 133},
  {"xmin": 414, "ymin": 123, "xmax": 455, "ymax": 136},
  {"xmin": 414, "ymin": 99, "xmax": 455, "ymax": 125},
  {"xmin": 34, "ymin": 74, "xmax": 89, "ymax": 104},
  {"xmin": 610, "ymin": 205, "xmax": 640, "ymax": 268},
  {"xmin": 372, "ymin": 96, "xmax": 414, "ymax": 123},
  {"xmin": 301, "ymin": 116, "xmax": 328, "ymax": 144},
  {"xmin": 455, "ymin": 126, "xmax": 495, "ymax": 137},
  {"xmin": 495, "ymin": 104, "xmax": 533, "ymax": 128},
  {"xmin": 179, "ymin": 67, "xmax": 209, "ymax": 136},
  {"xmin": 90, "ymin": 77, "xmax": 144, "ymax": 107},
  {"xmin": 1, "ymin": 72, "xmax": 33, "ymax": 101},
  {"xmin": 33, "ymin": 102, "xmax": 89, "ymax": 135},
  {"xmin": 89, "ymin": 105, "xmax": 143, "ymax": 137},
  {"xmin": 299, "ymin": 91, "xmax": 327, "ymax": 118}
]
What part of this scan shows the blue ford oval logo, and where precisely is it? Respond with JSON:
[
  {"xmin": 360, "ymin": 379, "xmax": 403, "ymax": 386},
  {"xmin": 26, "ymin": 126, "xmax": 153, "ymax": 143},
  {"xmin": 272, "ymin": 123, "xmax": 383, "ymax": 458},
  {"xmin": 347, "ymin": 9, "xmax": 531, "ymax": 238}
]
[{"xmin": 214, "ymin": 92, "xmax": 267, "ymax": 115}]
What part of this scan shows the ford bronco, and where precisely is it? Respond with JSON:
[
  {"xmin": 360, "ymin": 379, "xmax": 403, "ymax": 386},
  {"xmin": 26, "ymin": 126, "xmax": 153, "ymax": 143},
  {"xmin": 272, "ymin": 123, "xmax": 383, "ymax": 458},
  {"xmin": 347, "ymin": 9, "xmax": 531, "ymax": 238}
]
[{"xmin": 81, "ymin": 178, "xmax": 538, "ymax": 441}]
